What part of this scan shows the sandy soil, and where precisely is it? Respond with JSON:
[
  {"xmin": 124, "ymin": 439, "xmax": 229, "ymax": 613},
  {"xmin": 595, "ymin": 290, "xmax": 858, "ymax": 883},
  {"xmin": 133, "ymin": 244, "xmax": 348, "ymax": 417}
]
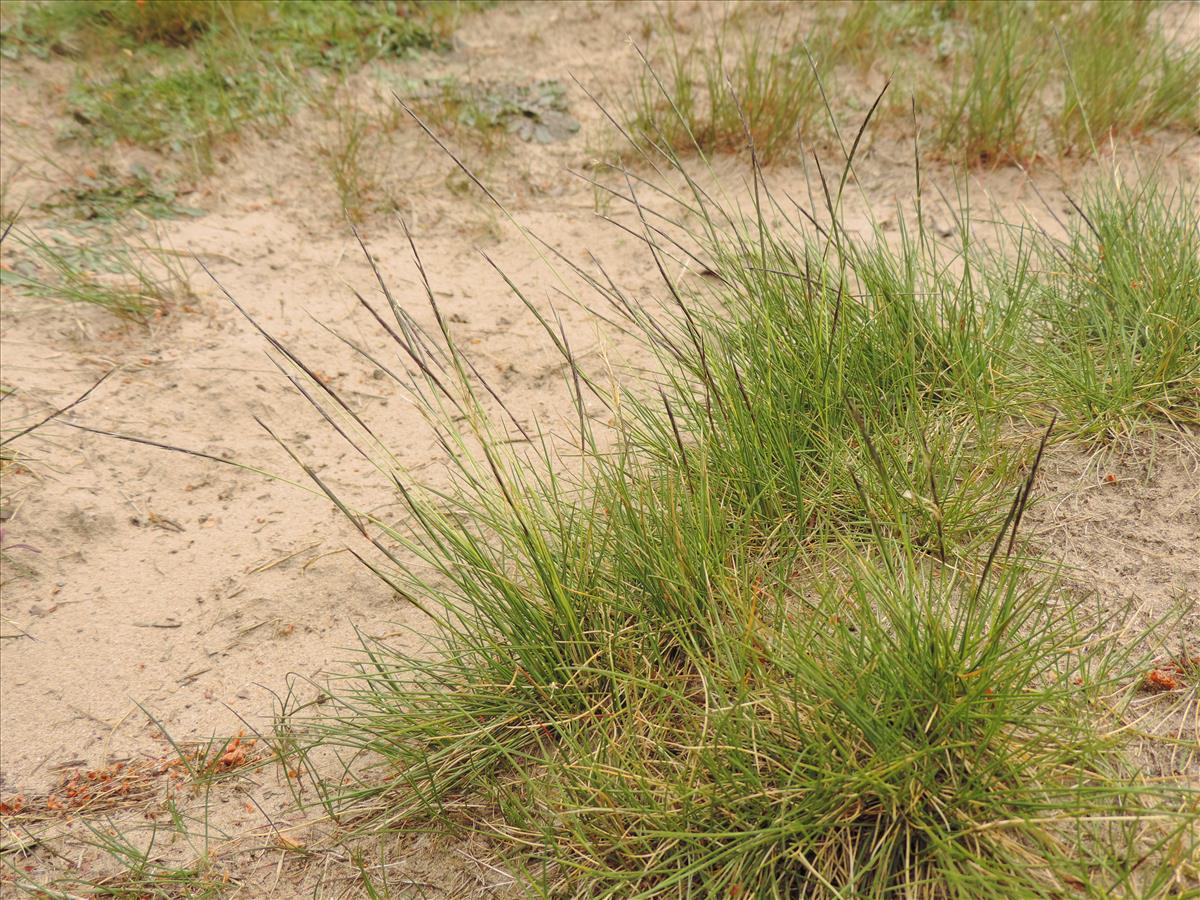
[{"xmin": 1, "ymin": 2, "xmax": 1197, "ymax": 894}]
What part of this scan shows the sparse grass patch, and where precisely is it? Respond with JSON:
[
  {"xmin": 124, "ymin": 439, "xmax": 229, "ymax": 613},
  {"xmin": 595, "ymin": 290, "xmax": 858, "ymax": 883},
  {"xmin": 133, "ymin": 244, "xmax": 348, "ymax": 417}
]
[
  {"xmin": 3, "ymin": 1, "xmax": 482, "ymax": 173},
  {"xmin": 1, "ymin": 0, "xmax": 466, "ymax": 63},
  {"xmin": 315, "ymin": 86, "xmax": 404, "ymax": 224},
  {"xmin": 42, "ymin": 164, "xmax": 204, "ymax": 222},
  {"xmin": 3, "ymin": 225, "xmax": 191, "ymax": 318},
  {"xmin": 65, "ymin": 47, "xmax": 293, "ymax": 168},
  {"xmin": 253, "ymin": 0, "xmax": 472, "ymax": 70},
  {"xmin": 667, "ymin": 1, "xmax": 1198, "ymax": 166},
  {"xmin": 4, "ymin": 804, "xmax": 234, "ymax": 898}
]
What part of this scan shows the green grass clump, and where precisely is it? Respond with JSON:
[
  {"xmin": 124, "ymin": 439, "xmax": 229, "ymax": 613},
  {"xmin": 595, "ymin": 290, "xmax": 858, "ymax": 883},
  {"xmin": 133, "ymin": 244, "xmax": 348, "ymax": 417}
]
[
  {"xmin": 1028, "ymin": 177, "xmax": 1200, "ymax": 436},
  {"xmin": 272, "ymin": 300, "xmax": 1196, "ymax": 897},
  {"xmin": 627, "ymin": 29, "xmax": 829, "ymax": 164},
  {"xmin": 594, "ymin": 185, "xmax": 1031, "ymax": 559},
  {"xmin": 933, "ymin": 3, "xmax": 1043, "ymax": 165},
  {"xmin": 254, "ymin": 140, "xmax": 1197, "ymax": 894},
  {"xmin": 1057, "ymin": 2, "xmax": 1200, "ymax": 153},
  {"xmin": 289, "ymin": 449, "xmax": 1196, "ymax": 897}
]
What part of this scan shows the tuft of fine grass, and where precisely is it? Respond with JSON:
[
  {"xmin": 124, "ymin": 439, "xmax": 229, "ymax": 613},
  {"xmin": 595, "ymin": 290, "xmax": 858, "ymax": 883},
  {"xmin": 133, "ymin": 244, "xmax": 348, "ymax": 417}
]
[
  {"xmin": 1026, "ymin": 176, "xmax": 1200, "ymax": 438},
  {"xmin": 251, "ymin": 143, "xmax": 1197, "ymax": 895},
  {"xmin": 4, "ymin": 803, "xmax": 234, "ymax": 898},
  {"xmin": 579, "ymin": 162, "xmax": 1034, "ymax": 559},
  {"xmin": 315, "ymin": 86, "xmax": 403, "ymax": 225},
  {"xmin": 933, "ymin": 2, "xmax": 1043, "ymax": 165},
  {"xmin": 626, "ymin": 28, "xmax": 830, "ymax": 164},
  {"xmin": 1056, "ymin": 2, "xmax": 1200, "ymax": 154}
]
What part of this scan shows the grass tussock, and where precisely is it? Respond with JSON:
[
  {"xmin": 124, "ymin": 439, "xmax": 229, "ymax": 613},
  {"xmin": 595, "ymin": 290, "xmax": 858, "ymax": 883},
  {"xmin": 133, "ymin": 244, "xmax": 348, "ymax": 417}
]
[
  {"xmin": 293, "ymin": 516, "xmax": 1194, "ymax": 896},
  {"xmin": 600, "ymin": 196, "xmax": 1033, "ymax": 559},
  {"xmin": 1028, "ymin": 176, "xmax": 1200, "ymax": 437},
  {"xmin": 254, "ymin": 129, "xmax": 1199, "ymax": 894},
  {"xmin": 1057, "ymin": 1, "xmax": 1200, "ymax": 154},
  {"xmin": 933, "ymin": 3, "xmax": 1043, "ymax": 165},
  {"xmin": 626, "ymin": 28, "xmax": 830, "ymax": 164}
]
